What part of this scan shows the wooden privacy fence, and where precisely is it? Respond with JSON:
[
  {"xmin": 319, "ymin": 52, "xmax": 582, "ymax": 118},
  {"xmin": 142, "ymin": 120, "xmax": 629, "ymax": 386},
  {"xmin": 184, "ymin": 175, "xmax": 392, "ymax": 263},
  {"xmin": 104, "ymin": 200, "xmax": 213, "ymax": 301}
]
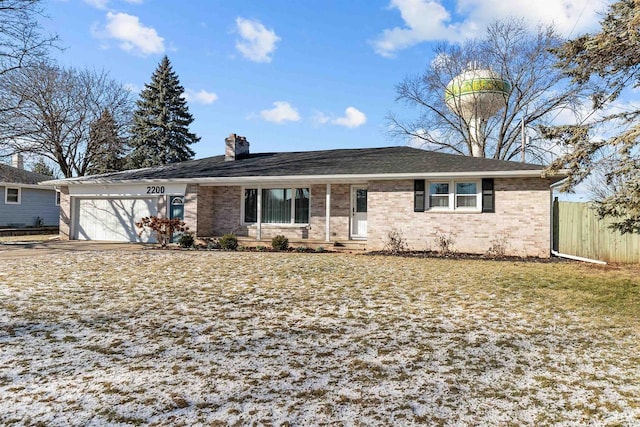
[{"xmin": 553, "ymin": 199, "xmax": 640, "ymax": 264}]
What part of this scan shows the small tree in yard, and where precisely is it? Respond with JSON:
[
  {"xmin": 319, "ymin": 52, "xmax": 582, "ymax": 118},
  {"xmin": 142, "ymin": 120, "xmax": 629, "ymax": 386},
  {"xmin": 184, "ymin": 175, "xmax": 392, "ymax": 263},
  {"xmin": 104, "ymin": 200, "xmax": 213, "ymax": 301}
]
[{"xmin": 136, "ymin": 216, "xmax": 188, "ymax": 248}]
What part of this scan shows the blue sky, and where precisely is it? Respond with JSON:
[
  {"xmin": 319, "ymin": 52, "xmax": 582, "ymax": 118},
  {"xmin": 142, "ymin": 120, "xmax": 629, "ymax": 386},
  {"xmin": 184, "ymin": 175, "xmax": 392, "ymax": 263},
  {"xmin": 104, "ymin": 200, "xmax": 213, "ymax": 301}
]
[{"xmin": 44, "ymin": 0, "xmax": 611, "ymax": 159}]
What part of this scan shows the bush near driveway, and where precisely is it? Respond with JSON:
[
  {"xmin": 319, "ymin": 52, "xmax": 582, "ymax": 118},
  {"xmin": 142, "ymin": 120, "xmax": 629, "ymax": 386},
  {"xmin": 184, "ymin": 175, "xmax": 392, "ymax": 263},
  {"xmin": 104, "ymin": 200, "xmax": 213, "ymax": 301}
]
[{"xmin": 0, "ymin": 252, "xmax": 638, "ymax": 425}]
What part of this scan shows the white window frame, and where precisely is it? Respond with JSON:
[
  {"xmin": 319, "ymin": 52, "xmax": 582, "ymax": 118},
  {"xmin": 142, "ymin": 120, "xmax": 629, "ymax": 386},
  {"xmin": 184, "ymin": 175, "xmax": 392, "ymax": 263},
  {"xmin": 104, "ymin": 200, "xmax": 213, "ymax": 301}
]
[
  {"xmin": 427, "ymin": 180, "xmax": 481, "ymax": 212},
  {"xmin": 55, "ymin": 190, "xmax": 61, "ymax": 206},
  {"xmin": 241, "ymin": 186, "xmax": 311, "ymax": 226},
  {"xmin": 427, "ymin": 182, "xmax": 451, "ymax": 211},
  {"xmin": 5, "ymin": 187, "xmax": 21, "ymax": 205}
]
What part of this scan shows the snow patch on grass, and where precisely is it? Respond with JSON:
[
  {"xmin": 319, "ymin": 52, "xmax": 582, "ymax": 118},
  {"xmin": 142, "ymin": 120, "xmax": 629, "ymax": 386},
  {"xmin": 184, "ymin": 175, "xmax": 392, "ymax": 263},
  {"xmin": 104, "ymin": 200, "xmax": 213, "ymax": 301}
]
[{"xmin": 0, "ymin": 252, "xmax": 638, "ymax": 425}]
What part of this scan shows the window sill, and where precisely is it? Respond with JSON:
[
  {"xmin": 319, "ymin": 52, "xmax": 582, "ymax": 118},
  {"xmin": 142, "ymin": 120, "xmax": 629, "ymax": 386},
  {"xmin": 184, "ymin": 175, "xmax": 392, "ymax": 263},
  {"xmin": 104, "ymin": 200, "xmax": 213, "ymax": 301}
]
[
  {"xmin": 246, "ymin": 223, "xmax": 310, "ymax": 229},
  {"xmin": 426, "ymin": 209, "xmax": 482, "ymax": 214}
]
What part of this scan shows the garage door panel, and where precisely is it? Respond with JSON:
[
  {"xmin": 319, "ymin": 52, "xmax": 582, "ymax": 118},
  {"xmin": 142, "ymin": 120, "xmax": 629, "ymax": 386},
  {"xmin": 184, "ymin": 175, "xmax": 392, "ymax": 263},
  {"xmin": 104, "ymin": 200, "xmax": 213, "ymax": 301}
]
[{"xmin": 74, "ymin": 198, "xmax": 158, "ymax": 242}]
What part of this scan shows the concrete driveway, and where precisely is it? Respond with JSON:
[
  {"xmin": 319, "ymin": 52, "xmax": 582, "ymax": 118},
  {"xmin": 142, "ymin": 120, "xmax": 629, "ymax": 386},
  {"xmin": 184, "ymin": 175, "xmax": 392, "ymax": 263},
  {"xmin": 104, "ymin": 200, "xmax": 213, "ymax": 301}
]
[{"xmin": 0, "ymin": 240, "xmax": 152, "ymax": 259}]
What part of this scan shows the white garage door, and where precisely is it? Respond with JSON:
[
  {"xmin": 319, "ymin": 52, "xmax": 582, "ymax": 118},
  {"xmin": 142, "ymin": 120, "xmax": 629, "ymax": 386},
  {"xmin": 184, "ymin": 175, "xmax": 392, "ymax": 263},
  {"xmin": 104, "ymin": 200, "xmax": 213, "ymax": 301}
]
[{"xmin": 74, "ymin": 198, "xmax": 159, "ymax": 242}]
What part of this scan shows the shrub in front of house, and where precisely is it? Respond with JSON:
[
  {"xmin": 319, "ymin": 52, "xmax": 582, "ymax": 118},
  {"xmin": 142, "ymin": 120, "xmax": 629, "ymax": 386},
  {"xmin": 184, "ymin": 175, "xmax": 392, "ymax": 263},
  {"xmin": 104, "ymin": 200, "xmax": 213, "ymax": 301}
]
[
  {"xmin": 383, "ymin": 229, "xmax": 408, "ymax": 254},
  {"xmin": 136, "ymin": 217, "xmax": 188, "ymax": 248},
  {"xmin": 271, "ymin": 235, "xmax": 289, "ymax": 251},
  {"xmin": 178, "ymin": 232, "xmax": 195, "ymax": 248},
  {"xmin": 219, "ymin": 233, "xmax": 239, "ymax": 251}
]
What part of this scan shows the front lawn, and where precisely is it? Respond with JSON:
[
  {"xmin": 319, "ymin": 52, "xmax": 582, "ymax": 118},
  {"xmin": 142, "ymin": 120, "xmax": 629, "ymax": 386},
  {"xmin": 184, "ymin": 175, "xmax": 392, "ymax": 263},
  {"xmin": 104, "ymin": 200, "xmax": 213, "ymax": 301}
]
[{"xmin": 0, "ymin": 252, "xmax": 638, "ymax": 425}]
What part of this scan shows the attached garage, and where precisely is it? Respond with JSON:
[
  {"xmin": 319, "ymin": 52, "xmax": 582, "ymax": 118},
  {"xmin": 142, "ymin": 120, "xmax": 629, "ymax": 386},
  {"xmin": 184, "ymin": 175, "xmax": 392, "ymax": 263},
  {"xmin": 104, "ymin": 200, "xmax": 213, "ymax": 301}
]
[
  {"xmin": 73, "ymin": 198, "xmax": 159, "ymax": 242},
  {"xmin": 64, "ymin": 183, "xmax": 188, "ymax": 242}
]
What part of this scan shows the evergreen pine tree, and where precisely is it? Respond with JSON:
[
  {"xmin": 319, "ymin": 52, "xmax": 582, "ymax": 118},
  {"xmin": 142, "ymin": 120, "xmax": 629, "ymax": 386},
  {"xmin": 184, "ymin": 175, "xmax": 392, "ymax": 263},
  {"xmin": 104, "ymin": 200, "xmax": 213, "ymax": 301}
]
[
  {"xmin": 31, "ymin": 158, "xmax": 55, "ymax": 177},
  {"xmin": 543, "ymin": 0, "xmax": 640, "ymax": 234},
  {"xmin": 87, "ymin": 109, "xmax": 127, "ymax": 175},
  {"xmin": 128, "ymin": 56, "xmax": 199, "ymax": 168}
]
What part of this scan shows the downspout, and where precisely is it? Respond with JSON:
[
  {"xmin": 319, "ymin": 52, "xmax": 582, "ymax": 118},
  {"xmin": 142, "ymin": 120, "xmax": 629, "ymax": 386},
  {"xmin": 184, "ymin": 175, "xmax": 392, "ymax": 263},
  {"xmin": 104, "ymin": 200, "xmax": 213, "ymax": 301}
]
[
  {"xmin": 549, "ymin": 179, "xmax": 607, "ymax": 265},
  {"xmin": 256, "ymin": 187, "xmax": 262, "ymax": 241},
  {"xmin": 325, "ymin": 184, "xmax": 331, "ymax": 242}
]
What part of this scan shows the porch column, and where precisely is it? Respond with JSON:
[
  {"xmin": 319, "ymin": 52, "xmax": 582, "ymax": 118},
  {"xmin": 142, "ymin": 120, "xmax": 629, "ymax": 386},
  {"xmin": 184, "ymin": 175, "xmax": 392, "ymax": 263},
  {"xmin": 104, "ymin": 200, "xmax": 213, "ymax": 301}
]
[
  {"xmin": 325, "ymin": 183, "xmax": 331, "ymax": 242},
  {"xmin": 256, "ymin": 187, "xmax": 262, "ymax": 241}
]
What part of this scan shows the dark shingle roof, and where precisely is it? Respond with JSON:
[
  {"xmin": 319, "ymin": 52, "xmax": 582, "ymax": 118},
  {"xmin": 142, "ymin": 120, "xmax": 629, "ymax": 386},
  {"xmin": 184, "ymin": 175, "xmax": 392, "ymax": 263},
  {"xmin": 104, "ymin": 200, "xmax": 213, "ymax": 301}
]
[
  {"xmin": 0, "ymin": 163, "xmax": 54, "ymax": 185},
  {"xmin": 58, "ymin": 146, "xmax": 551, "ymax": 183}
]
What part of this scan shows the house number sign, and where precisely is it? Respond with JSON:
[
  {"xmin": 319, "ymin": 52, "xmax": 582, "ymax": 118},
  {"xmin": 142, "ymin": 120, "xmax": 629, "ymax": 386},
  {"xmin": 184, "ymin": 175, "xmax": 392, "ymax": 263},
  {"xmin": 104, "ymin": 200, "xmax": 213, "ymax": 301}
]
[
  {"xmin": 146, "ymin": 185, "xmax": 165, "ymax": 194},
  {"xmin": 68, "ymin": 183, "xmax": 186, "ymax": 197}
]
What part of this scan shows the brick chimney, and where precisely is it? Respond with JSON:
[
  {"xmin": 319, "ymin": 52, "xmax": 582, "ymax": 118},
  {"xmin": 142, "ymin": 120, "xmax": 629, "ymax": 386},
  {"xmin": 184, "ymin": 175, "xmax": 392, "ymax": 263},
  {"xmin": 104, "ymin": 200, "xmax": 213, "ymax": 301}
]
[
  {"xmin": 225, "ymin": 133, "xmax": 250, "ymax": 161},
  {"xmin": 12, "ymin": 153, "xmax": 24, "ymax": 170}
]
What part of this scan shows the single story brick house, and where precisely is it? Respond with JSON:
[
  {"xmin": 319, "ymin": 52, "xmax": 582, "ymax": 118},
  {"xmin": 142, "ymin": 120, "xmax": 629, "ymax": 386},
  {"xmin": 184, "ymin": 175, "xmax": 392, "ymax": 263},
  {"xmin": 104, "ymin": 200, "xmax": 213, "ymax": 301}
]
[
  {"xmin": 1, "ymin": 154, "xmax": 60, "ymax": 227},
  {"xmin": 46, "ymin": 134, "xmax": 565, "ymax": 256}
]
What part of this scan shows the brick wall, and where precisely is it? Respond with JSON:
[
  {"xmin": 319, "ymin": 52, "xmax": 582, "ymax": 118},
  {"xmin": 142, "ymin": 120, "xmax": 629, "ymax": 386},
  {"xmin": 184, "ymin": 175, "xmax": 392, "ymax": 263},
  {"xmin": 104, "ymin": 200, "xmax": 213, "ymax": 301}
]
[
  {"xmin": 197, "ymin": 185, "xmax": 246, "ymax": 237},
  {"xmin": 367, "ymin": 178, "xmax": 554, "ymax": 257},
  {"xmin": 184, "ymin": 184, "xmax": 198, "ymax": 237},
  {"xmin": 196, "ymin": 184, "xmax": 352, "ymax": 240}
]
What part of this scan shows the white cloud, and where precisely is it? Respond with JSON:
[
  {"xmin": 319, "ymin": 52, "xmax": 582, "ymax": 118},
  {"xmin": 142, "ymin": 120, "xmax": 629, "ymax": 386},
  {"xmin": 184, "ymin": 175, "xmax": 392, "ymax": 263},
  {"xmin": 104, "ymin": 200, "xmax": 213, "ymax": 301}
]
[
  {"xmin": 100, "ymin": 12, "xmax": 164, "ymax": 56},
  {"xmin": 184, "ymin": 89, "xmax": 218, "ymax": 105},
  {"xmin": 374, "ymin": 0, "xmax": 456, "ymax": 57},
  {"xmin": 84, "ymin": 0, "xmax": 109, "ymax": 9},
  {"xmin": 332, "ymin": 107, "xmax": 367, "ymax": 128},
  {"xmin": 312, "ymin": 112, "xmax": 331, "ymax": 125},
  {"xmin": 84, "ymin": 0, "xmax": 144, "ymax": 9},
  {"xmin": 235, "ymin": 17, "xmax": 280, "ymax": 63},
  {"xmin": 260, "ymin": 101, "xmax": 300, "ymax": 123},
  {"xmin": 374, "ymin": 0, "xmax": 609, "ymax": 57}
]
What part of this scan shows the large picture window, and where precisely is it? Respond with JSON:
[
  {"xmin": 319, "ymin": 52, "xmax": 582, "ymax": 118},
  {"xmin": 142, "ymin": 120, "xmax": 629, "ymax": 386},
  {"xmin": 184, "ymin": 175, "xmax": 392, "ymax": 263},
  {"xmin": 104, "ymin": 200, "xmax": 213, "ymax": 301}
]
[{"xmin": 244, "ymin": 187, "xmax": 310, "ymax": 224}]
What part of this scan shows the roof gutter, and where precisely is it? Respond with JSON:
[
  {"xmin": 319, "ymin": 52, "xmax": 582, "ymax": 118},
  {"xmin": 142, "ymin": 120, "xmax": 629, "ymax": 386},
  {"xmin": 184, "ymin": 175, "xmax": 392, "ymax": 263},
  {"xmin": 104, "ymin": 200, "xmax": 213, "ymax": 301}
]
[
  {"xmin": 44, "ymin": 169, "xmax": 568, "ymax": 186},
  {"xmin": 0, "ymin": 181, "xmax": 55, "ymax": 190}
]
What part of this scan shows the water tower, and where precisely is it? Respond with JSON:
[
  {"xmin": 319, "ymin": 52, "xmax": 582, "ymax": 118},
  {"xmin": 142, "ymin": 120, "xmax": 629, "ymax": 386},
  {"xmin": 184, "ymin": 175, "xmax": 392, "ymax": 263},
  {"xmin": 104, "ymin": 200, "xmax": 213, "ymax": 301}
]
[{"xmin": 445, "ymin": 67, "xmax": 511, "ymax": 157}]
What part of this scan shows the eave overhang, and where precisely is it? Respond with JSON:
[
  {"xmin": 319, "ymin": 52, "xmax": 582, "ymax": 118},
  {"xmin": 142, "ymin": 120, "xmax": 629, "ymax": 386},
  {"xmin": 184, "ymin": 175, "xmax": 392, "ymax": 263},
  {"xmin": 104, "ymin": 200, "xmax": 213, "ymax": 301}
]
[{"xmin": 44, "ymin": 169, "xmax": 569, "ymax": 187}]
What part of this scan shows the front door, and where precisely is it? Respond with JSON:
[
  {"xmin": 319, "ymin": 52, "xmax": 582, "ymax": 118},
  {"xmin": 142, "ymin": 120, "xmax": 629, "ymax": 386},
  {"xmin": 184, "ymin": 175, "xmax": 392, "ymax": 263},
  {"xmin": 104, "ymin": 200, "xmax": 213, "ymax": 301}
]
[
  {"xmin": 350, "ymin": 186, "xmax": 368, "ymax": 239},
  {"xmin": 169, "ymin": 196, "xmax": 185, "ymax": 242}
]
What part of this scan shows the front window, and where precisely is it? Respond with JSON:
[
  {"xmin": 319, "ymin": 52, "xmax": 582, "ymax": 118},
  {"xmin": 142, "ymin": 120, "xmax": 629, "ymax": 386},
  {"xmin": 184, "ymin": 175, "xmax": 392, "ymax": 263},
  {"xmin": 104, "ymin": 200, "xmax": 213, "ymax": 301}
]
[
  {"xmin": 294, "ymin": 188, "xmax": 310, "ymax": 224},
  {"xmin": 429, "ymin": 183, "xmax": 449, "ymax": 209},
  {"xmin": 5, "ymin": 187, "xmax": 20, "ymax": 204},
  {"xmin": 427, "ymin": 180, "xmax": 481, "ymax": 211},
  {"xmin": 244, "ymin": 189, "xmax": 258, "ymax": 223},
  {"xmin": 455, "ymin": 182, "xmax": 478, "ymax": 208},
  {"xmin": 262, "ymin": 188, "xmax": 292, "ymax": 223},
  {"xmin": 55, "ymin": 190, "xmax": 61, "ymax": 206},
  {"xmin": 244, "ymin": 187, "xmax": 310, "ymax": 224}
]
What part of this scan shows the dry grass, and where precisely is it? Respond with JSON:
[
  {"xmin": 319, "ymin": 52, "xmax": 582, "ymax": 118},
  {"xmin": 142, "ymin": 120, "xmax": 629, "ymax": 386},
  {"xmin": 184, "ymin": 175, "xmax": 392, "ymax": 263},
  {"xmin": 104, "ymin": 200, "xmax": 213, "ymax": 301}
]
[{"xmin": 0, "ymin": 251, "xmax": 638, "ymax": 425}]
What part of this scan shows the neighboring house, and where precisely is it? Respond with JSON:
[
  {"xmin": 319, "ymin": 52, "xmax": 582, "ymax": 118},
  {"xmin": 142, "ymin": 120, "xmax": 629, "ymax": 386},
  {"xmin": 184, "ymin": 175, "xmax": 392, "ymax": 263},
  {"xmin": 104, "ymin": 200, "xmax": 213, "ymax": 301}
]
[
  {"xmin": 0, "ymin": 154, "xmax": 60, "ymax": 227},
  {"xmin": 47, "ymin": 134, "xmax": 565, "ymax": 257}
]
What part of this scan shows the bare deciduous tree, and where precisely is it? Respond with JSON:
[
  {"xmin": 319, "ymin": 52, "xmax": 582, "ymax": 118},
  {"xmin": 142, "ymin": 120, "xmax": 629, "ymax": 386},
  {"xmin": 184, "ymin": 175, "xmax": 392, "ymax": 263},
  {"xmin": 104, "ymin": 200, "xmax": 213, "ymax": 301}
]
[
  {"xmin": 0, "ymin": 0, "xmax": 58, "ymax": 78},
  {"xmin": 389, "ymin": 18, "xmax": 588, "ymax": 163},
  {"xmin": 0, "ymin": 62, "xmax": 133, "ymax": 177}
]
